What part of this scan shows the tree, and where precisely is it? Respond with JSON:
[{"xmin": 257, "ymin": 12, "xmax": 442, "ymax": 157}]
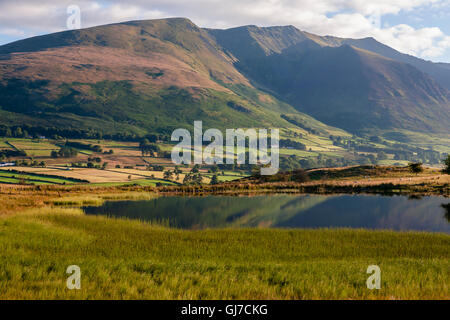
[
  {"xmin": 210, "ymin": 174, "xmax": 219, "ymax": 185},
  {"xmin": 174, "ymin": 166, "xmax": 182, "ymax": 174},
  {"xmin": 291, "ymin": 169, "xmax": 310, "ymax": 182},
  {"xmin": 442, "ymin": 203, "xmax": 450, "ymax": 222},
  {"xmin": 92, "ymin": 145, "xmax": 102, "ymax": 153},
  {"xmin": 408, "ymin": 162, "xmax": 423, "ymax": 175},
  {"xmin": 163, "ymin": 170, "xmax": 173, "ymax": 180},
  {"xmin": 147, "ymin": 134, "xmax": 158, "ymax": 143},
  {"xmin": 139, "ymin": 138, "xmax": 150, "ymax": 156},
  {"xmin": 13, "ymin": 127, "xmax": 23, "ymax": 137},
  {"xmin": 194, "ymin": 174, "xmax": 203, "ymax": 184},
  {"xmin": 443, "ymin": 155, "xmax": 450, "ymax": 174}
]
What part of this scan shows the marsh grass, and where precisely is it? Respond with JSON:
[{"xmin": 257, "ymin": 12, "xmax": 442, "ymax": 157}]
[
  {"xmin": 0, "ymin": 208, "xmax": 448, "ymax": 299},
  {"xmin": 46, "ymin": 192, "xmax": 157, "ymax": 207},
  {"xmin": 0, "ymin": 185, "xmax": 158, "ymax": 215}
]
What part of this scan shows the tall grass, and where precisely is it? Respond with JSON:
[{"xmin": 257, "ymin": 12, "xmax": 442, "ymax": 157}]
[
  {"xmin": 47, "ymin": 192, "xmax": 157, "ymax": 207},
  {"xmin": 0, "ymin": 185, "xmax": 158, "ymax": 215},
  {"xmin": 0, "ymin": 208, "xmax": 448, "ymax": 299}
]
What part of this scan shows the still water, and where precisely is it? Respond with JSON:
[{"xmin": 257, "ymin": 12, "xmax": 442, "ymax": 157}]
[{"xmin": 84, "ymin": 194, "xmax": 450, "ymax": 233}]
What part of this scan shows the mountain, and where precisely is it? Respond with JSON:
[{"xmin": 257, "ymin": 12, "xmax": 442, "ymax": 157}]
[
  {"xmin": 341, "ymin": 37, "xmax": 450, "ymax": 91},
  {"xmin": 0, "ymin": 18, "xmax": 449, "ymax": 139},
  {"xmin": 208, "ymin": 25, "xmax": 450, "ymax": 133},
  {"xmin": 0, "ymin": 18, "xmax": 314, "ymax": 137}
]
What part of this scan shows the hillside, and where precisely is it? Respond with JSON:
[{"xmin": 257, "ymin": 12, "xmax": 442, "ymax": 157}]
[
  {"xmin": 0, "ymin": 18, "xmax": 449, "ymax": 140},
  {"xmin": 0, "ymin": 18, "xmax": 319, "ymax": 138},
  {"xmin": 208, "ymin": 25, "xmax": 450, "ymax": 134},
  {"xmin": 342, "ymin": 37, "xmax": 450, "ymax": 91}
]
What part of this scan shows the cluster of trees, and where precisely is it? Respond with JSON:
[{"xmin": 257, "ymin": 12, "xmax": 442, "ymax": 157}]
[
  {"xmin": 0, "ymin": 125, "xmax": 173, "ymax": 143},
  {"xmin": 178, "ymin": 165, "xmax": 203, "ymax": 185},
  {"xmin": 0, "ymin": 125, "xmax": 107, "ymax": 140},
  {"xmin": 226, "ymin": 101, "xmax": 251, "ymax": 114},
  {"xmin": 279, "ymin": 139, "xmax": 306, "ymax": 150},
  {"xmin": 330, "ymin": 135, "xmax": 443, "ymax": 165},
  {"xmin": 280, "ymin": 154, "xmax": 355, "ymax": 171},
  {"xmin": 210, "ymin": 175, "xmax": 219, "ymax": 185},
  {"xmin": 51, "ymin": 147, "xmax": 78, "ymax": 158},
  {"xmin": 71, "ymin": 161, "xmax": 108, "ymax": 169},
  {"xmin": 65, "ymin": 141, "xmax": 102, "ymax": 153},
  {"xmin": 149, "ymin": 165, "xmax": 165, "ymax": 172},
  {"xmin": 281, "ymin": 115, "xmax": 322, "ymax": 135},
  {"xmin": 0, "ymin": 126, "xmax": 32, "ymax": 138},
  {"xmin": 393, "ymin": 149, "xmax": 442, "ymax": 164},
  {"xmin": 0, "ymin": 149, "xmax": 27, "ymax": 159},
  {"xmin": 139, "ymin": 139, "xmax": 161, "ymax": 156},
  {"xmin": 163, "ymin": 167, "xmax": 183, "ymax": 181},
  {"xmin": 443, "ymin": 155, "xmax": 450, "ymax": 174},
  {"xmin": 408, "ymin": 162, "xmax": 424, "ymax": 175},
  {"xmin": 283, "ymin": 130, "xmax": 303, "ymax": 139},
  {"xmin": 14, "ymin": 159, "xmax": 46, "ymax": 167},
  {"xmin": 183, "ymin": 173, "xmax": 203, "ymax": 185}
]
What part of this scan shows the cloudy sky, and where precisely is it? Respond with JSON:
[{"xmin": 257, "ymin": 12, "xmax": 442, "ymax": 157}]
[{"xmin": 0, "ymin": 0, "xmax": 449, "ymax": 62}]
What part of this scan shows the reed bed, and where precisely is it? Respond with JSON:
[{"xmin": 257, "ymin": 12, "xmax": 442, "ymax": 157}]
[{"xmin": 0, "ymin": 209, "xmax": 448, "ymax": 299}]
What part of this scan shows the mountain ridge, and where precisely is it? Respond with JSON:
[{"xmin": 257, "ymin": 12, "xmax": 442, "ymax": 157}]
[{"xmin": 0, "ymin": 17, "xmax": 449, "ymax": 138}]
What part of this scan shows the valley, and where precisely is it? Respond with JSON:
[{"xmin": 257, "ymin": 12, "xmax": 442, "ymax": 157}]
[{"xmin": 0, "ymin": 17, "xmax": 449, "ymax": 301}]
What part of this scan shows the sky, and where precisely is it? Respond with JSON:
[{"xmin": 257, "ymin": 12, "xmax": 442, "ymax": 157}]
[{"xmin": 0, "ymin": 0, "xmax": 449, "ymax": 62}]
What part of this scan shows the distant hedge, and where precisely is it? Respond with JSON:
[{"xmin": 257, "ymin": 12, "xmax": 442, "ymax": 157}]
[{"xmin": 4, "ymin": 169, "xmax": 89, "ymax": 183}]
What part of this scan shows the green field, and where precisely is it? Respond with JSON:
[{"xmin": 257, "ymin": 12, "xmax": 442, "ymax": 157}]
[
  {"xmin": 0, "ymin": 208, "xmax": 448, "ymax": 299},
  {"xmin": 0, "ymin": 140, "xmax": 12, "ymax": 149},
  {"xmin": 2, "ymin": 139, "xmax": 59, "ymax": 157},
  {"xmin": 0, "ymin": 171, "xmax": 79, "ymax": 185}
]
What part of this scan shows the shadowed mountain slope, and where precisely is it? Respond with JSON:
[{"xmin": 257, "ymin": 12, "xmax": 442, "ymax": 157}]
[
  {"xmin": 0, "ymin": 18, "xmax": 448, "ymax": 137},
  {"xmin": 208, "ymin": 25, "xmax": 450, "ymax": 133}
]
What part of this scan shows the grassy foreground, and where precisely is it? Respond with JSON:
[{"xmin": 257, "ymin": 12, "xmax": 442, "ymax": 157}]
[{"xmin": 0, "ymin": 208, "xmax": 448, "ymax": 300}]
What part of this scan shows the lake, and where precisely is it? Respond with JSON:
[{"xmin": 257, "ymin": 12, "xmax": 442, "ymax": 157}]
[{"xmin": 84, "ymin": 194, "xmax": 450, "ymax": 233}]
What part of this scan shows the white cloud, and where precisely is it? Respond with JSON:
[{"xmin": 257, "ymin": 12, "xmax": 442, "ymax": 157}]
[{"xmin": 0, "ymin": 0, "xmax": 448, "ymax": 62}]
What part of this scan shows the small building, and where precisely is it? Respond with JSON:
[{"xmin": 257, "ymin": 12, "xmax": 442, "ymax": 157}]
[{"xmin": 0, "ymin": 162, "xmax": 15, "ymax": 167}]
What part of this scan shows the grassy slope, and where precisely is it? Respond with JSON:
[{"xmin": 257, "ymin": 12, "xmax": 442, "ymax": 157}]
[
  {"xmin": 0, "ymin": 18, "xmax": 316, "ymax": 135},
  {"xmin": 0, "ymin": 209, "xmax": 448, "ymax": 299}
]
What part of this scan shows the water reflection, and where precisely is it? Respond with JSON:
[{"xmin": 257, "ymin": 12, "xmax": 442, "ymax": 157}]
[
  {"xmin": 442, "ymin": 203, "xmax": 450, "ymax": 223},
  {"xmin": 84, "ymin": 194, "xmax": 450, "ymax": 233}
]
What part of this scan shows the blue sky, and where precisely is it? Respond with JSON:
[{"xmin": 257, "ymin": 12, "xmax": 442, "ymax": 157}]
[{"xmin": 0, "ymin": 0, "xmax": 449, "ymax": 62}]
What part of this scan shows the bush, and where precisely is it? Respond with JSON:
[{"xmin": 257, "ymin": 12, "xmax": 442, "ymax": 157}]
[
  {"xmin": 408, "ymin": 162, "xmax": 423, "ymax": 175},
  {"xmin": 443, "ymin": 155, "xmax": 450, "ymax": 174}
]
